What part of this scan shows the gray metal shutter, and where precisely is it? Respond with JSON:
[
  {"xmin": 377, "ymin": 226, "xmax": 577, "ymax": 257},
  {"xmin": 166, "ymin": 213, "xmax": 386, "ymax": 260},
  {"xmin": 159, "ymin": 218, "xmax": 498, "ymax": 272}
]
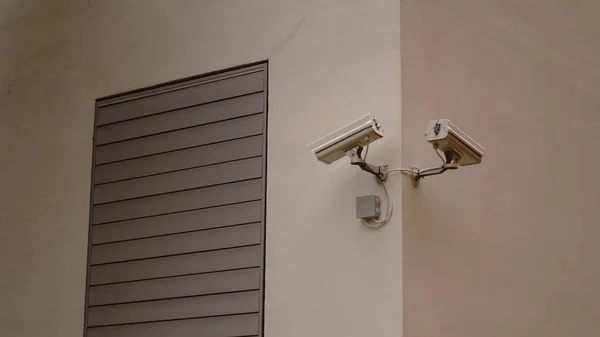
[{"xmin": 85, "ymin": 63, "xmax": 267, "ymax": 337}]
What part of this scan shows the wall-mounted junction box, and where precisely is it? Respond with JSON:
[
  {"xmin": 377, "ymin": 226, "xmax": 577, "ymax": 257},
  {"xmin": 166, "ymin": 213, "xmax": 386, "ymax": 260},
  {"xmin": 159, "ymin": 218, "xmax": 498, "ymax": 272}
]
[{"xmin": 356, "ymin": 195, "xmax": 381, "ymax": 220}]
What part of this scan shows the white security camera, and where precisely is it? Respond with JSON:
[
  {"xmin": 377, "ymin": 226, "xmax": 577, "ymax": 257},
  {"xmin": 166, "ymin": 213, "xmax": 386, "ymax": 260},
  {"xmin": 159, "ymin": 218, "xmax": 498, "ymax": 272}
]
[
  {"xmin": 308, "ymin": 114, "xmax": 387, "ymax": 179},
  {"xmin": 309, "ymin": 114, "xmax": 384, "ymax": 164},
  {"xmin": 425, "ymin": 119, "xmax": 484, "ymax": 166}
]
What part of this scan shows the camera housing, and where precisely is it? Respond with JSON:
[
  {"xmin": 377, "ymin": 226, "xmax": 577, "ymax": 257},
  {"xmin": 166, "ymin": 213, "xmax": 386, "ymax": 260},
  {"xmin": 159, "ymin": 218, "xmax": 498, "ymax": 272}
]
[
  {"xmin": 309, "ymin": 114, "xmax": 384, "ymax": 164},
  {"xmin": 425, "ymin": 119, "xmax": 484, "ymax": 166}
]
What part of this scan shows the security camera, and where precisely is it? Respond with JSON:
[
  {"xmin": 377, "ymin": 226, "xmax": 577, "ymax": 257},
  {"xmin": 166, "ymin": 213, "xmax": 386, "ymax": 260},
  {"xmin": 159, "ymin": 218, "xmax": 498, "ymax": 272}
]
[
  {"xmin": 308, "ymin": 114, "xmax": 387, "ymax": 180},
  {"xmin": 309, "ymin": 114, "xmax": 384, "ymax": 164},
  {"xmin": 425, "ymin": 119, "xmax": 484, "ymax": 166}
]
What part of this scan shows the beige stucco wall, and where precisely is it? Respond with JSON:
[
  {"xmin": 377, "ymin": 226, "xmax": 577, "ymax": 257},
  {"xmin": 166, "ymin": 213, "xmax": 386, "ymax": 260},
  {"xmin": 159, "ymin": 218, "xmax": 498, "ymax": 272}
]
[
  {"xmin": 0, "ymin": 1, "xmax": 401, "ymax": 337},
  {"xmin": 402, "ymin": 1, "xmax": 600, "ymax": 336}
]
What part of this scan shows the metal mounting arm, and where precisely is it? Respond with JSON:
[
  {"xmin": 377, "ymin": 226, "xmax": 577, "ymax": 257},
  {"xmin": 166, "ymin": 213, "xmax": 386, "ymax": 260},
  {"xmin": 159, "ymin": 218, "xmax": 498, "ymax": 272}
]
[
  {"xmin": 409, "ymin": 163, "xmax": 458, "ymax": 187},
  {"xmin": 408, "ymin": 148, "xmax": 460, "ymax": 187},
  {"xmin": 345, "ymin": 146, "xmax": 388, "ymax": 182}
]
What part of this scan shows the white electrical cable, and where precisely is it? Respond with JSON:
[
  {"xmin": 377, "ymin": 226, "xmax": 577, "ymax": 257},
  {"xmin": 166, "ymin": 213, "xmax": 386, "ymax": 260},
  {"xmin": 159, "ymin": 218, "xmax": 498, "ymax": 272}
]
[
  {"xmin": 434, "ymin": 147, "xmax": 446, "ymax": 165},
  {"xmin": 383, "ymin": 147, "xmax": 446, "ymax": 180},
  {"xmin": 359, "ymin": 147, "xmax": 449, "ymax": 229},
  {"xmin": 358, "ymin": 144, "xmax": 393, "ymax": 229},
  {"xmin": 385, "ymin": 168, "xmax": 415, "ymax": 176}
]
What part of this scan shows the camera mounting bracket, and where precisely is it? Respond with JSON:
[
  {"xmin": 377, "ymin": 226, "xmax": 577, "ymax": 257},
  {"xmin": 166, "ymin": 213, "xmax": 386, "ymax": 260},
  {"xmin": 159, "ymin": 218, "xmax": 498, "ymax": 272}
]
[{"xmin": 345, "ymin": 145, "xmax": 388, "ymax": 182}]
